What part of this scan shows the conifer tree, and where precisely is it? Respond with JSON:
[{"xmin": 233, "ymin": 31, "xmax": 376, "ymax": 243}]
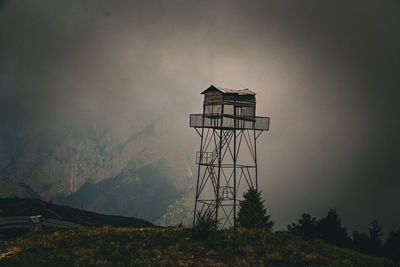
[
  {"xmin": 368, "ymin": 218, "xmax": 383, "ymax": 255},
  {"xmin": 237, "ymin": 188, "xmax": 273, "ymax": 230},
  {"xmin": 287, "ymin": 213, "xmax": 318, "ymax": 240},
  {"xmin": 317, "ymin": 208, "xmax": 351, "ymax": 247},
  {"xmin": 384, "ymin": 230, "xmax": 400, "ymax": 260}
]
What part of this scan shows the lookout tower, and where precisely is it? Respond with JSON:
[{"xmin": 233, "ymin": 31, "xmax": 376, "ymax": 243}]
[{"xmin": 190, "ymin": 85, "xmax": 270, "ymax": 230}]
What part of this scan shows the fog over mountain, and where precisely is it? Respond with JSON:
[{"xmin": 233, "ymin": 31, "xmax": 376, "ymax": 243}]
[{"xmin": 0, "ymin": 1, "xmax": 399, "ymax": 230}]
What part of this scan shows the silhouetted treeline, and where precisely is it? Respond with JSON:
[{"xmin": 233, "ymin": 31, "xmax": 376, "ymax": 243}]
[{"xmin": 287, "ymin": 209, "xmax": 400, "ymax": 261}]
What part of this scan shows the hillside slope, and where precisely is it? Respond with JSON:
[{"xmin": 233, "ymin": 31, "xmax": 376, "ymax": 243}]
[
  {"xmin": 0, "ymin": 227, "xmax": 393, "ymax": 266},
  {"xmin": 0, "ymin": 177, "xmax": 41, "ymax": 199},
  {"xmin": 0, "ymin": 198, "xmax": 153, "ymax": 228}
]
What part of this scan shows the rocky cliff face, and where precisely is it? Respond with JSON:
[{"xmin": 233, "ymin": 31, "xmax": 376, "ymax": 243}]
[{"xmin": 55, "ymin": 162, "xmax": 184, "ymax": 222}]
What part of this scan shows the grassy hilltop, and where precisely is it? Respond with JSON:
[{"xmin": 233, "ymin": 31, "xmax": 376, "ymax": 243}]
[{"xmin": 0, "ymin": 227, "xmax": 393, "ymax": 266}]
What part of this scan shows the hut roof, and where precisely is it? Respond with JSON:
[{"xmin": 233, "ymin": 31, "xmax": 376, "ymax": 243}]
[{"xmin": 201, "ymin": 85, "xmax": 256, "ymax": 96}]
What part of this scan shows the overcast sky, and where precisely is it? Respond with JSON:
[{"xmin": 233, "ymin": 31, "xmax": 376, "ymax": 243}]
[{"xmin": 1, "ymin": 0, "xmax": 399, "ymax": 232}]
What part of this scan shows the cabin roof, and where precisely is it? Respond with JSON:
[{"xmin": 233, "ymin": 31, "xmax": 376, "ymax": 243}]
[{"xmin": 201, "ymin": 85, "xmax": 256, "ymax": 96}]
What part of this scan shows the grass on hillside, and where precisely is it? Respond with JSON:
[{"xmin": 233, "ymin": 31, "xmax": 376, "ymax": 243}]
[{"xmin": 0, "ymin": 227, "xmax": 394, "ymax": 266}]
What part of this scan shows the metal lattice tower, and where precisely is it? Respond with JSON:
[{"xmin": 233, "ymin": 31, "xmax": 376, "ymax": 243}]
[{"xmin": 190, "ymin": 85, "xmax": 270, "ymax": 230}]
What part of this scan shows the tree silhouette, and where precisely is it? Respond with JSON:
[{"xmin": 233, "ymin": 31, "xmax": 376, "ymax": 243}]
[
  {"xmin": 352, "ymin": 231, "xmax": 371, "ymax": 254},
  {"xmin": 287, "ymin": 211, "xmax": 400, "ymax": 261},
  {"xmin": 368, "ymin": 218, "xmax": 383, "ymax": 256},
  {"xmin": 384, "ymin": 230, "xmax": 400, "ymax": 260},
  {"xmin": 237, "ymin": 188, "xmax": 273, "ymax": 230},
  {"xmin": 287, "ymin": 213, "xmax": 318, "ymax": 240},
  {"xmin": 317, "ymin": 208, "xmax": 351, "ymax": 247},
  {"xmin": 352, "ymin": 219, "xmax": 383, "ymax": 256}
]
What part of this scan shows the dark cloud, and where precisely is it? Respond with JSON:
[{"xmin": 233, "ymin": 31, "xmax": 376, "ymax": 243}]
[{"xmin": 0, "ymin": 0, "xmax": 399, "ymax": 231}]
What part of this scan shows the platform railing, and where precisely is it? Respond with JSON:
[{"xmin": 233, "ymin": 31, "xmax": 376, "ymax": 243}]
[{"xmin": 190, "ymin": 114, "xmax": 269, "ymax": 130}]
